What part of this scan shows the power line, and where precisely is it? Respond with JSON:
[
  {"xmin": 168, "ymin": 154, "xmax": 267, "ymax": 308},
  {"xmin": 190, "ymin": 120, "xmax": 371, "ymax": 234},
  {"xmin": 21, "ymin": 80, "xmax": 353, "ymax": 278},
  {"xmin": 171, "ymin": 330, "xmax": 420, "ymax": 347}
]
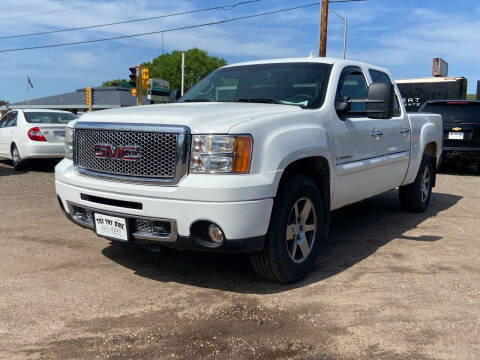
[
  {"xmin": 0, "ymin": 2, "xmax": 322, "ymax": 53},
  {"xmin": 0, "ymin": 0, "xmax": 260, "ymax": 40},
  {"xmin": 0, "ymin": 3, "xmax": 91, "ymax": 22},
  {"xmin": 2, "ymin": 0, "xmax": 61, "ymax": 13}
]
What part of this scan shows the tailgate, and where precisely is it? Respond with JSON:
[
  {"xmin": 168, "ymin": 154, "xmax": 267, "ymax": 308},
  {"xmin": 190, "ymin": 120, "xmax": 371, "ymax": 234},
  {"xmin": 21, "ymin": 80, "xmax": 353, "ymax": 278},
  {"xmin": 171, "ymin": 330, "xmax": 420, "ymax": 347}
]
[{"xmin": 443, "ymin": 122, "xmax": 480, "ymax": 148}]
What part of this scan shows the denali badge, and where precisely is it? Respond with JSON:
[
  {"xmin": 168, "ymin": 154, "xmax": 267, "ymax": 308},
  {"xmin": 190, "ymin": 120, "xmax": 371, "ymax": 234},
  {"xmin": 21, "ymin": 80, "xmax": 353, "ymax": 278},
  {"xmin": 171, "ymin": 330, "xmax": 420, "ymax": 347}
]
[{"xmin": 93, "ymin": 144, "xmax": 142, "ymax": 161}]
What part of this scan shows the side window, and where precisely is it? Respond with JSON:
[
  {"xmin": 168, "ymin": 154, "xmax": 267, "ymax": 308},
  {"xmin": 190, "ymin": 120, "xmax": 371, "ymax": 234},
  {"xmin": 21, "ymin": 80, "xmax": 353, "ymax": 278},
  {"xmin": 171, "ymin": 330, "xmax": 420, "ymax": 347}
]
[
  {"xmin": 369, "ymin": 69, "xmax": 401, "ymax": 116},
  {"xmin": 6, "ymin": 112, "xmax": 17, "ymax": 127},
  {"xmin": 337, "ymin": 68, "xmax": 368, "ymax": 112},
  {"xmin": 0, "ymin": 113, "xmax": 11, "ymax": 128},
  {"xmin": 369, "ymin": 69, "xmax": 391, "ymax": 84}
]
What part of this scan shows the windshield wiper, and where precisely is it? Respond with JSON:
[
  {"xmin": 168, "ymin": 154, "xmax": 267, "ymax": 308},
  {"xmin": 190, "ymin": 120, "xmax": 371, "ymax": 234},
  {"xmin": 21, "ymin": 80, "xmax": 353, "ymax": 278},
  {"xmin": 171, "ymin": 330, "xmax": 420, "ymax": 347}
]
[
  {"xmin": 236, "ymin": 98, "xmax": 281, "ymax": 104},
  {"xmin": 183, "ymin": 98, "xmax": 213, "ymax": 102}
]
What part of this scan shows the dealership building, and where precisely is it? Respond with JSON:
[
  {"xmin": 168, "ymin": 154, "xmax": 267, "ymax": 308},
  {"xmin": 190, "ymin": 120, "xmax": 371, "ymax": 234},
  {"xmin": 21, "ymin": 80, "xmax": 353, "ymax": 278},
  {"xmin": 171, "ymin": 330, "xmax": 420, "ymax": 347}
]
[{"xmin": 0, "ymin": 86, "xmax": 149, "ymax": 115}]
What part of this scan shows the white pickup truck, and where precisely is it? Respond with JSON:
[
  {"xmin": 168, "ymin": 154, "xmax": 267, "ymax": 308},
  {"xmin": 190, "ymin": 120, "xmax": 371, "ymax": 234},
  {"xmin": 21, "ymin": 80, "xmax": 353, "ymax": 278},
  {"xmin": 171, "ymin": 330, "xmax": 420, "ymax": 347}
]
[{"xmin": 55, "ymin": 57, "xmax": 442, "ymax": 283}]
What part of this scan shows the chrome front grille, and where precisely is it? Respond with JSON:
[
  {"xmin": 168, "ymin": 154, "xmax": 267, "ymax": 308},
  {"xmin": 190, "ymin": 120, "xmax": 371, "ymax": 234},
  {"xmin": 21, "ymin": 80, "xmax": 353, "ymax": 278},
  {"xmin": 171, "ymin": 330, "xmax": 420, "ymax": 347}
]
[{"xmin": 73, "ymin": 122, "xmax": 190, "ymax": 184}]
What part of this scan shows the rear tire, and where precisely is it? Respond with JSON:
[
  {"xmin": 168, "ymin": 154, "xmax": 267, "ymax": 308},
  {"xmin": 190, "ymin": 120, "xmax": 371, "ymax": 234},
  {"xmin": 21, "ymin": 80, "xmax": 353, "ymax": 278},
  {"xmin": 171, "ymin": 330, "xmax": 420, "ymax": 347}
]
[
  {"xmin": 11, "ymin": 144, "xmax": 26, "ymax": 171},
  {"xmin": 399, "ymin": 155, "xmax": 434, "ymax": 213},
  {"xmin": 250, "ymin": 175, "xmax": 324, "ymax": 283}
]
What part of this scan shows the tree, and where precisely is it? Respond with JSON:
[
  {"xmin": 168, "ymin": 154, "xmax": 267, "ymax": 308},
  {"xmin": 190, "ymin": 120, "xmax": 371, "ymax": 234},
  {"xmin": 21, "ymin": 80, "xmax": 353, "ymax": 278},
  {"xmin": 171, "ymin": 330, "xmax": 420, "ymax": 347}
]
[
  {"xmin": 467, "ymin": 94, "xmax": 477, "ymax": 100},
  {"xmin": 143, "ymin": 48, "xmax": 227, "ymax": 92},
  {"xmin": 101, "ymin": 79, "xmax": 131, "ymax": 88}
]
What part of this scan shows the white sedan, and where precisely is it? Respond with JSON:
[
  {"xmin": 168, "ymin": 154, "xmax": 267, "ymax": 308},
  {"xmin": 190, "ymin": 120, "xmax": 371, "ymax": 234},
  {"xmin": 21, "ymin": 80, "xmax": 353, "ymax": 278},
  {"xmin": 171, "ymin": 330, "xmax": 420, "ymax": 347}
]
[{"xmin": 0, "ymin": 109, "xmax": 77, "ymax": 170}]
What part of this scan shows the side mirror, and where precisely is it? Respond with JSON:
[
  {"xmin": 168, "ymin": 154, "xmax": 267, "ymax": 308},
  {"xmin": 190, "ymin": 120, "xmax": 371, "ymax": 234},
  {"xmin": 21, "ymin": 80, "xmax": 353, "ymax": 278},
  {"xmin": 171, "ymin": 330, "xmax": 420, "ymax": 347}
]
[
  {"xmin": 366, "ymin": 83, "xmax": 394, "ymax": 119},
  {"xmin": 169, "ymin": 89, "xmax": 181, "ymax": 103},
  {"xmin": 335, "ymin": 98, "xmax": 351, "ymax": 117}
]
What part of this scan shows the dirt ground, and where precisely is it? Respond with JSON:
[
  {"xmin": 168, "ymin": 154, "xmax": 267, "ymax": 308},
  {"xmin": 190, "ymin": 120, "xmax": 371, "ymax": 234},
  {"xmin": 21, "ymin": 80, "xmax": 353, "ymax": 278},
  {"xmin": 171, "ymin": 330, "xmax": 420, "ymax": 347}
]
[{"xmin": 0, "ymin": 160, "xmax": 479, "ymax": 360}]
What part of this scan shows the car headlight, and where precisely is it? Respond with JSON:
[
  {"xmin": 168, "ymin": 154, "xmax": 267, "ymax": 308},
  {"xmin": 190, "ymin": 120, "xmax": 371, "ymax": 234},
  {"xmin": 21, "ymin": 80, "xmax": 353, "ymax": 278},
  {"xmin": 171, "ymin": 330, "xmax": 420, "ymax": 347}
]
[
  {"xmin": 190, "ymin": 135, "xmax": 252, "ymax": 174},
  {"xmin": 65, "ymin": 127, "xmax": 74, "ymax": 160}
]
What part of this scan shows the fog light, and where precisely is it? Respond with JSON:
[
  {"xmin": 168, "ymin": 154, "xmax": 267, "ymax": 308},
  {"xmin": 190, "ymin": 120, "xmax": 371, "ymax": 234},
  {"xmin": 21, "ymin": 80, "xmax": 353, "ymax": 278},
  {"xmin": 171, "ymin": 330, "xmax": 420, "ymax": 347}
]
[{"xmin": 208, "ymin": 224, "xmax": 224, "ymax": 244}]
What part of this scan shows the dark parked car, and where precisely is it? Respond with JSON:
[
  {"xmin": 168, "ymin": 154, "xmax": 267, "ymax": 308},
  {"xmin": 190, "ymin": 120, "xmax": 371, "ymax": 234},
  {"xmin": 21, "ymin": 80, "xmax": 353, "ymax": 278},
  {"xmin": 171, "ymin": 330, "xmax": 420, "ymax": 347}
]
[{"xmin": 420, "ymin": 100, "xmax": 480, "ymax": 170}]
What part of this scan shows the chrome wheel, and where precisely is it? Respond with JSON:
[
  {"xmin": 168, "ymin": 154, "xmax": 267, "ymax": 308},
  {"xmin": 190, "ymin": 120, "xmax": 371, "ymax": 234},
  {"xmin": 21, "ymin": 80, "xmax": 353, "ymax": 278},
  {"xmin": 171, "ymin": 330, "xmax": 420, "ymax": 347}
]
[
  {"xmin": 286, "ymin": 197, "xmax": 317, "ymax": 264},
  {"xmin": 421, "ymin": 166, "xmax": 430, "ymax": 202}
]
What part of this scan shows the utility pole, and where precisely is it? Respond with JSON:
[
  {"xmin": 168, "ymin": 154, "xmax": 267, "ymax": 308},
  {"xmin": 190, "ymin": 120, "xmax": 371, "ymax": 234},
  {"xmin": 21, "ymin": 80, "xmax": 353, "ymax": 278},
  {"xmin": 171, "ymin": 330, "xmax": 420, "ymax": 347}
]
[
  {"xmin": 319, "ymin": 0, "xmax": 329, "ymax": 57},
  {"xmin": 162, "ymin": 32, "xmax": 164, "ymax": 55},
  {"xmin": 181, "ymin": 52, "xmax": 185, "ymax": 97}
]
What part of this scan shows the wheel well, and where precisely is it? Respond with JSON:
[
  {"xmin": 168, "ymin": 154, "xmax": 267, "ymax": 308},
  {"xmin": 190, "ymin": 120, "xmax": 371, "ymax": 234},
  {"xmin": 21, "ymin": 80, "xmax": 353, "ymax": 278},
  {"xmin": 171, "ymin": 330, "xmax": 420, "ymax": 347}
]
[
  {"xmin": 278, "ymin": 157, "xmax": 331, "ymax": 237},
  {"xmin": 424, "ymin": 142, "xmax": 437, "ymax": 160},
  {"xmin": 424, "ymin": 142, "xmax": 437, "ymax": 187}
]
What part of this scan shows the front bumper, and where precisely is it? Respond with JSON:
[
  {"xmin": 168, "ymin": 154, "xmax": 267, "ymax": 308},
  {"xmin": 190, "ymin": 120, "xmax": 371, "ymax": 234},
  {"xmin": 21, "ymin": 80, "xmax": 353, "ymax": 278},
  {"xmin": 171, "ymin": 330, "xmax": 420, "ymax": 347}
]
[
  {"xmin": 57, "ymin": 200, "xmax": 265, "ymax": 253},
  {"xmin": 55, "ymin": 160, "xmax": 279, "ymax": 253}
]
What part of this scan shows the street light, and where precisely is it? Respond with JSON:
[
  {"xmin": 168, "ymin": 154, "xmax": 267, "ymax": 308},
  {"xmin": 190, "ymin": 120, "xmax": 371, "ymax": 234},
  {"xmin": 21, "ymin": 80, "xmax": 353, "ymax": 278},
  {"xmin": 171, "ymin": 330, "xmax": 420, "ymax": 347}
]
[{"xmin": 329, "ymin": 10, "xmax": 347, "ymax": 59}]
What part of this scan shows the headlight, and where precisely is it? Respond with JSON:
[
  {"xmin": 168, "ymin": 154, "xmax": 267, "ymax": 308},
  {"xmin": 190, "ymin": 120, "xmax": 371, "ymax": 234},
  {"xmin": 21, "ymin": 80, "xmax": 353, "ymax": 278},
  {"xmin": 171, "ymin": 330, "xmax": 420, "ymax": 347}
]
[
  {"xmin": 64, "ymin": 127, "xmax": 74, "ymax": 160},
  {"xmin": 190, "ymin": 135, "xmax": 252, "ymax": 174}
]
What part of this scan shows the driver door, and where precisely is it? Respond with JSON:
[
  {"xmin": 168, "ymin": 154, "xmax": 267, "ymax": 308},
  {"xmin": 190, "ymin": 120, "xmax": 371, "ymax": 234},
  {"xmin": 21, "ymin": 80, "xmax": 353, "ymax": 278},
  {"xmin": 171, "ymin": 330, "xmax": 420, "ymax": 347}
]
[{"xmin": 332, "ymin": 66, "xmax": 389, "ymax": 209}]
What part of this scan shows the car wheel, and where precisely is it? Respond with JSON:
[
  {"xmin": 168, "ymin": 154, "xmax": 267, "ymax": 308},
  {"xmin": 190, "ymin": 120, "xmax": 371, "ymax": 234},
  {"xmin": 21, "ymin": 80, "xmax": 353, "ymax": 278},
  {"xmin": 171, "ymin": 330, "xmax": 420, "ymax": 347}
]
[
  {"xmin": 399, "ymin": 155, "xmax": 434, "ymax": 213},
  {"xmin": 250, "ymin": 175, "xmax": 324, "ymax": 283},
  {"xmin": 11, "ymin": 144, "xmax": 25, "ymax": 171}
]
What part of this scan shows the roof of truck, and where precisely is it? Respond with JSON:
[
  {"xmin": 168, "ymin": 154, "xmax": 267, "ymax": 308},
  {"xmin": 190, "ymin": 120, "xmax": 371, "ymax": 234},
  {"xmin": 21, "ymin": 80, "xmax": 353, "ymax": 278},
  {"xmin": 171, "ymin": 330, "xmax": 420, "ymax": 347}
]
[{"xmin": 223, "ymin": 57, "xmax": 386, "ymax": 71}]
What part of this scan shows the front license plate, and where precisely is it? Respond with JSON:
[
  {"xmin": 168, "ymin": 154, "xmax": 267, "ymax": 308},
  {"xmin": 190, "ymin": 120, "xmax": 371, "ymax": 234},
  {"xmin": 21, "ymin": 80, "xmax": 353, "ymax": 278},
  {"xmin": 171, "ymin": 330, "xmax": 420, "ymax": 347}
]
[
  {"xmin": 448, "ymin": 132, "xmax": 464, "ymax": 140},
  {"xmin": 94, "ymin": 213, "xmax": 128, "ymax": 241}
]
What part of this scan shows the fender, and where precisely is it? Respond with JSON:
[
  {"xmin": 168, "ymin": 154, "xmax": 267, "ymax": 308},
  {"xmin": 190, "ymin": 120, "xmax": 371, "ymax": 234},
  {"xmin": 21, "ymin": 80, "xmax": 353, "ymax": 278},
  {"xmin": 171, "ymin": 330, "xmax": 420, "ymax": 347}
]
[
  {"xmin": 402, "ymin": 113, "xmax": 442, "ymax": 186},
  {"xmin": 230, "ymin": 110, "xmax": 334, "ymax": 197}
]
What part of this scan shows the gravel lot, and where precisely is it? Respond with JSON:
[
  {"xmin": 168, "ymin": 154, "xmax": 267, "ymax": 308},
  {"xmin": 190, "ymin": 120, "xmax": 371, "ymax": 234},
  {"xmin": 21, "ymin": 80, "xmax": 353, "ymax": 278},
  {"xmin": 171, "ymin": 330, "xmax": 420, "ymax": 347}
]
[{"xmin": 0, "ymin": 160, "xmax": 479, "ymax": 360}]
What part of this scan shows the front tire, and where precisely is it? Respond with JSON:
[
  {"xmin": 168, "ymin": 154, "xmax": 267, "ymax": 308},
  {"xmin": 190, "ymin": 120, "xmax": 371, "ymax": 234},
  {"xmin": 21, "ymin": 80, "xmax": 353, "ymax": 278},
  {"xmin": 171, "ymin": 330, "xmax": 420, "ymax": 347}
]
[
  {"xmin": 250, "ymin": 175, "xmax": 324, "ymax": 283},
  {"xmin": 399, "ymin": 155, "xmax": 434, "ymax": 213},
  {"xmin": 11, "ymin": 144, "xmax": 25, "ymax": 171}
]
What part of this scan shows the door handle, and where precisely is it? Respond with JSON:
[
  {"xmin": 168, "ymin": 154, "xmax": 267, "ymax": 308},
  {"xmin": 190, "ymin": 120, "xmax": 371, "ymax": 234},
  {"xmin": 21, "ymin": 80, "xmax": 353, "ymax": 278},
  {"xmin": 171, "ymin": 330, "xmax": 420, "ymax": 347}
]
[
  {"xmin": 400, "ymin": 127, "xmax": 410, "ymax": 134},
  {"xmin": 370, "ymin": 130, "xmax": 383, "ymax": 137}
]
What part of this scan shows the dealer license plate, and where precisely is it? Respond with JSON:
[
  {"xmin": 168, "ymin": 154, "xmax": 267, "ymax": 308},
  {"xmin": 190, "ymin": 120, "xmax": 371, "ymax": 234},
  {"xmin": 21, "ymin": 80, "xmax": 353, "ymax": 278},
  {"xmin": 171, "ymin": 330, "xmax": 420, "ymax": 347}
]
[
  {"xmin": 94, "ymin": 213, "xmax": 128, "ymax": 241},
  {"xmin": 448, "ymin": 132, "xmax": 464, "ymax": 140}
]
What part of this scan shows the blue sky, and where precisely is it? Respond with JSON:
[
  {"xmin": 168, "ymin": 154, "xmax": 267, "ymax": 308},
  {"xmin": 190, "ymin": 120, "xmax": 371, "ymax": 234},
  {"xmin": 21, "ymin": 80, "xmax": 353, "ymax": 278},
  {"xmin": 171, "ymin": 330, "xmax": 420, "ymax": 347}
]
[{"xmin": 0, "ymin": 0, "xmax": 479, "ymax": 103}]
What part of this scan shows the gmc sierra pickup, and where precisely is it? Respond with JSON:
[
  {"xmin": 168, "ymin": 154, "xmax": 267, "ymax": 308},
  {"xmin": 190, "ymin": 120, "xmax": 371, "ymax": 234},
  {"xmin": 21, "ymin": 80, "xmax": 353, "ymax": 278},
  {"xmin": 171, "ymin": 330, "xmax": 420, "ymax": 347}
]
[{"xmin": 55, "ymin": 57, "xmax": 442, "ymax": 283}]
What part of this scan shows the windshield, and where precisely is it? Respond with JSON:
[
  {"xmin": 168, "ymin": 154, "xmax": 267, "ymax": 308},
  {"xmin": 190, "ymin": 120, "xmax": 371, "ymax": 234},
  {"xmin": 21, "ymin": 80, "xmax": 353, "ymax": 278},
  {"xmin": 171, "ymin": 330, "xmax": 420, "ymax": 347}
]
[
  {"xmin": 421, "ymin": 102, "xmax": 480, "ymax": 124},
  {"xmin": 24, "ymin": 111, "xmax": 77, "ymax": 124},
  {"xmin": 180, "ymin": 62, "xmax": 332, "ymax": 109}
]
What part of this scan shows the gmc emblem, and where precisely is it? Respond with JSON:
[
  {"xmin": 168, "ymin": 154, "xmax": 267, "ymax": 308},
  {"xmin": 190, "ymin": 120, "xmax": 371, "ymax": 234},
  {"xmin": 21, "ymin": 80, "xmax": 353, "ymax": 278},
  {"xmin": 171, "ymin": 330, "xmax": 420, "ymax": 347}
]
[{"xmin": 93, "ymin": 144, "xmax": 142, "ymax": 161}]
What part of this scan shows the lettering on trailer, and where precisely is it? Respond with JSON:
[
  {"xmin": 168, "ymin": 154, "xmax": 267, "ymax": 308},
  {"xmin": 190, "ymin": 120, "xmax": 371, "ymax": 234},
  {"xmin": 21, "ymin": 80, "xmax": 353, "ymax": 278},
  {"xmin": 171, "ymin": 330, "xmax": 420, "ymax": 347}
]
[
  {"xmin": 403, "ymin": 97, "xmax": 422, "ymax": 108},
  {"xmin": 93, "ymin": 144, "xmax": 142, "ymax": 161}
]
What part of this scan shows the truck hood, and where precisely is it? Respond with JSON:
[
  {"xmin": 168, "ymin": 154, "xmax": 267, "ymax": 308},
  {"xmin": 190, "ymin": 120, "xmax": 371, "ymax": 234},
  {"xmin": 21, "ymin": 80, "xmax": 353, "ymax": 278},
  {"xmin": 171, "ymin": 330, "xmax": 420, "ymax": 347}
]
[{"xmin": 73, "ymin": 102, "xmax": 303, "ymax": 133}]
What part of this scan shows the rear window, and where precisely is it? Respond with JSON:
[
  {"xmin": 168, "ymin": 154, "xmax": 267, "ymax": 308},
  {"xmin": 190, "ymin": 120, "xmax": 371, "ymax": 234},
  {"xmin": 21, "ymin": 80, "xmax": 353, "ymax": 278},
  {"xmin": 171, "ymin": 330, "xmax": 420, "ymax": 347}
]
[
  {"xmin": 24, "ymin": 112, "xmax": 77, "ymax": 124},
  {"xmin": 421, "ymin": 102, "xmax": 480, "ymax": 124}
]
